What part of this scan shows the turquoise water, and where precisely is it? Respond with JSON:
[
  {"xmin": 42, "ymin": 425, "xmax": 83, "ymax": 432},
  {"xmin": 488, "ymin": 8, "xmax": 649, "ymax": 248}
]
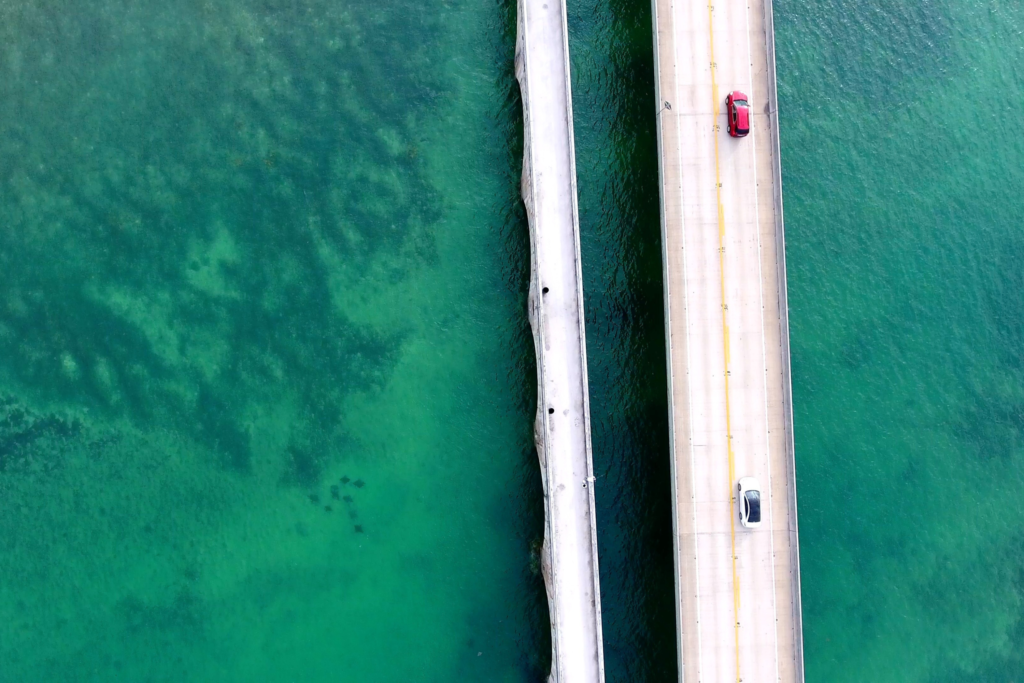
[
  {"xmin": 0, "ymin": 0, "xmax": 551, "ymax": 680},
  {"xmin": 7, "ymin": 0, "xmax": 1018, "ymax": 679},
  {"xmin": 776, "ymin": 0, "xmax": 1024, "ymax": 680}
]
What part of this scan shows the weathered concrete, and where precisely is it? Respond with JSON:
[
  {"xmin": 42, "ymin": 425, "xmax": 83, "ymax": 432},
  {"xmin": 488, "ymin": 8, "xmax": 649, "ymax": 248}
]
[
  {"xmin": 650, "ymin": 0, "xmax": 805, "ymax": 680},
  {"xmin": 515, "ymin": 0, "xmax": 605, "ymax": 681}
]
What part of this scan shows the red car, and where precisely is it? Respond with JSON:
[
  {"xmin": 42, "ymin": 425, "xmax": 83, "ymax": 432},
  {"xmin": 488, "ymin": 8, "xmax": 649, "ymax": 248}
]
[{"xmin": 726, "ymin": 91, "xmax": 750, "ymax": 138}]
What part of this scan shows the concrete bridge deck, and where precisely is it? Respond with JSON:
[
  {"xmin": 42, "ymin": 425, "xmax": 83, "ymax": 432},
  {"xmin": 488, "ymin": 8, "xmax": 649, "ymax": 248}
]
[
  {"xmin": 516, "ymin": 0, "xmax": 606, "ymax": 680},
  {"xmin": 650, "ymin": 0, "xmax": 804, "ymax": 681}
]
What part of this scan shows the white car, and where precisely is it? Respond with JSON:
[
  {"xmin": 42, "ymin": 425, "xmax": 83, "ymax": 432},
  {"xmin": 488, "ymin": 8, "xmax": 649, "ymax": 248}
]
[{"xmin": 737, "ymin": 477, "xmax": 762, "ymax": 529}]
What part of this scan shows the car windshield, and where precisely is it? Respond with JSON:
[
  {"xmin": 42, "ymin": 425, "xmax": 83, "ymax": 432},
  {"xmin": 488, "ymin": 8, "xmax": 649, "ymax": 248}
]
[
  {"xmin": 745, "ymin": 490, "xmax": 761, "ymax": 523},
  {"xmin": 735, "ymin": 99, "xmax": 748, "ymax": 108}
]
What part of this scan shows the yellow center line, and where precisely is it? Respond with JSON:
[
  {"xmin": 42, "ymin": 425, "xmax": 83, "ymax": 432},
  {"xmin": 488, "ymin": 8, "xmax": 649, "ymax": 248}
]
[{"xmin": 705, "ymin": 2, "xmax": 742, "ymax": 682}]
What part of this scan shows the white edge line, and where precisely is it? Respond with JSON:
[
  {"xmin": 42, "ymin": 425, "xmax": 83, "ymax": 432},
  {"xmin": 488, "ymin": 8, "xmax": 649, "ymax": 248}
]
[
  {"xmin": 672, "ymin": 0, "xmax": 704, "ymax": 680},
  {"xmin": 762, "ymin": 0, "xmax": 806, "ymax": 677},
  {"xmin": 742, "ymin": 0, "xmax": 781, "ymax": 681}
]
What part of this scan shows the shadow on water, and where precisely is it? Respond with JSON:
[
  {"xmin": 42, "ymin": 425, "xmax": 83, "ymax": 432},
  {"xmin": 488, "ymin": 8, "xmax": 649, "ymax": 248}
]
[{"xmin": 568, "ymin": 0, "xmax": 678, "ymax": 679}]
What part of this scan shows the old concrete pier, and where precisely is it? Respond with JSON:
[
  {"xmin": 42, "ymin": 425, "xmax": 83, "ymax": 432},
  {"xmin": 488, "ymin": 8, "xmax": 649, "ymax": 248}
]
[{"xmin": 515, "ymin": 0, "xmax": 606, "ymax": 680}]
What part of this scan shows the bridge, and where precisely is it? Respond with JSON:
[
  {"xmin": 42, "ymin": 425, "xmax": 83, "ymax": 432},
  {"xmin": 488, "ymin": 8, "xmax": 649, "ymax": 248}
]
[{"xmin": 650, "ymin": 0, "xmax": 806, "ymax": 681}]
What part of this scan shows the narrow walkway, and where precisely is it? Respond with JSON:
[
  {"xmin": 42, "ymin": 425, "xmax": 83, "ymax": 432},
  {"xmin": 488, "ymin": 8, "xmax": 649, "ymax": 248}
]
[
  {"xmin": 650, "ymin": 0, "xmax": 804, "ymax": 681},
  {"xmin": 515, "ymin": 0, "xmax": 605, "ymax": 680}
]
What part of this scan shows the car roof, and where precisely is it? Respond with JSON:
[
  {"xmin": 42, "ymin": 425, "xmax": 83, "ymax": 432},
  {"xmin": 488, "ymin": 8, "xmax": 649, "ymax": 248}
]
[{"xmin": 736, "ymin": 106, "xmax": 750, "ymax": 131}]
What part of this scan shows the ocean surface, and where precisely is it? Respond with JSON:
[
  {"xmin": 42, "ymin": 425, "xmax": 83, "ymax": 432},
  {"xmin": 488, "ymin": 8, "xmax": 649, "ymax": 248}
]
[
  {"xmin": 3, "ymin": 0, "xmax": 1021, "ymax": 681},
  {"xmin": 775, "ymin": 0, "xmax": 1024, "ymax": 681},
  {"xmin": 0, "ymin": 0, "xmax": 550, "ymax": 680}
]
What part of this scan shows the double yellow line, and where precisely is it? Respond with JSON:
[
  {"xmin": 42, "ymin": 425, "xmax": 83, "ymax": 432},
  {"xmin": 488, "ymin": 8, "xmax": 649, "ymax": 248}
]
[{"xmin": 705, "ymin": 1, "xmax": 742, "ymax": 681}]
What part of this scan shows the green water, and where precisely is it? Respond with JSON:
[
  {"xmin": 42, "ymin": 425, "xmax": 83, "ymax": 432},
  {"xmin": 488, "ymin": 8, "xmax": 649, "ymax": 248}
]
[
  {"xmin": 568, "ymin": 0, "xmax": 678, "ymax": 680},
  {"xmin": 0, "ymin": 0, "xmax": 551, "ymax": 680},
  {"xmin": 776, "ymin": 0, "xmax": 1024, "ymax": 680},
  {"xmin": 5, "ymin": 0, "xmax": 1019, "ymax": 679}
]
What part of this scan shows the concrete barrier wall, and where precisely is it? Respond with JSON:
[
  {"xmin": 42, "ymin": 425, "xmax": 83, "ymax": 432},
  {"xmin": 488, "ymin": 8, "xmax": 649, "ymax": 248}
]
[
  {"xmin": 762, "ymin": 1, "xmax": 806, "ymax": 680},
  {"xmin": 515, "ymin": 0, "xmax": 606, "ymax": 680}
]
